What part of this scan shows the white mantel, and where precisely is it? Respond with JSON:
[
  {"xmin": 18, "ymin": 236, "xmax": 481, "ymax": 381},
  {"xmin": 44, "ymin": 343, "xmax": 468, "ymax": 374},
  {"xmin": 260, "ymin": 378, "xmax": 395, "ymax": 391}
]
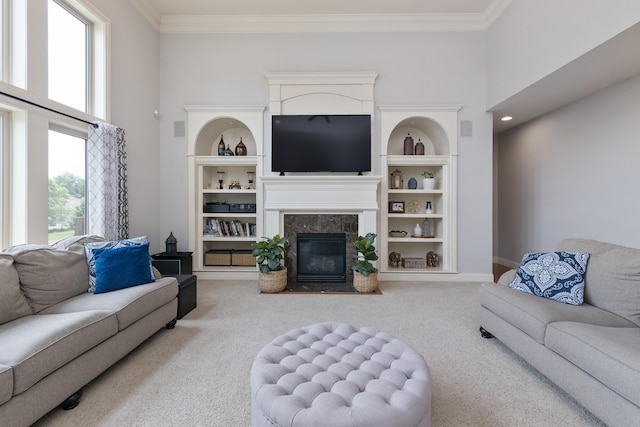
[{"xmin": 262, "ymin": 176, "xmax": 382, "ymax": 237}]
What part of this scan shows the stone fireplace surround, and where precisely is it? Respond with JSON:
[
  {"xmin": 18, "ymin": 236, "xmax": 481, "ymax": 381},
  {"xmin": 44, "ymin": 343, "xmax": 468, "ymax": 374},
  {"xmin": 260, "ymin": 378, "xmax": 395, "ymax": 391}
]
[
  {"xmin": 284, "ymin": 214, "xmax": 358, "ymax": 285},
  {"xmin": 262, "ymin": 176, "xmax": 381, "ymax": 285}
]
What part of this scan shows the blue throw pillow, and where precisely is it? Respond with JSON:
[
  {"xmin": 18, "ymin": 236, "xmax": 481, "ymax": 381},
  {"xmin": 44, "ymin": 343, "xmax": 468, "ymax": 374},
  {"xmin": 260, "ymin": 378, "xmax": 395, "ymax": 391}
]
[
  {"xmin": 509, "ymin": 251, "xmax": 589, "ymax": 305},
  {"xmin": 84, "ymin": 236, "xmax": 150, "ymax": 292},
  {"xmin": 92, "ymin": 243, "xmax": 155, "ymax": 294}
]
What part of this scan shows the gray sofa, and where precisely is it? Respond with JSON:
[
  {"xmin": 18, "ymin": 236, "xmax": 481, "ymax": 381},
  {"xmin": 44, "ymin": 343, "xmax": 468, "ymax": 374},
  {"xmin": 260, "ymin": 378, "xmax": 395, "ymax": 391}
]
[
  {"xmin": 479, "ymin": 238, "xmax": 640, "ymax": 427},
  {"xmin": 0, "ymin": 235, "xmax": 179, "ymax": 427}
]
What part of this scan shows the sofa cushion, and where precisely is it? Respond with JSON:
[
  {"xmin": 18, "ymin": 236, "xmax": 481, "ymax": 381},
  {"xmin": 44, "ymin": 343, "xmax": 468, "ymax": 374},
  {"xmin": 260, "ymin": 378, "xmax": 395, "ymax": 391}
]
[
  {"xmin": 0, "ymin": 311, "xmax": 117, "ymax": 395},
  {"xmin": 509, "ymin": 251, "xmax": 589, "ymax": 306},
  {"xmin": 92, "ymin": 243, "xmax": 154, "ymax": 294},
  {"xmin": 546, "ymin": 322, "xmax": 640, "ymax": 408},
  {"xmin": 0, "ymin": 364, "xmax": 12, "ymax": 405},
  {"xmin": 0, "ymin": 254, "xmax": 33, "ymax": 323},
  {"xmin": 556, "ymin": 238, "xmax": 640, "ymax": 326},
  {"xmin": 479, "ymin": 282, "xmax": 636, "ymax": 344},
  {"xmin": 84, "ymin": 236, "xmax": 150, "ymax": 293},
  {"xmin": 40, "ymin": 277, "xmax": 178, "ymax": 331},
  {"xmin": 3, "ymin": 244, "xmax": 90, "ymax": 313},
  {"xmin": 52, "ymin": 234, "xmax": 105, "ymax": 254}
]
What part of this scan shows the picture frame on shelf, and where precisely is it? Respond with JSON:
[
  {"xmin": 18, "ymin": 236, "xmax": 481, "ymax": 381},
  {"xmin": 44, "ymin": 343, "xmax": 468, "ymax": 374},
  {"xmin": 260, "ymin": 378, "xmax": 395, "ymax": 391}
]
[{"xmin": 388, "ymin": 201, "xmax": 405, "ymax": 213}]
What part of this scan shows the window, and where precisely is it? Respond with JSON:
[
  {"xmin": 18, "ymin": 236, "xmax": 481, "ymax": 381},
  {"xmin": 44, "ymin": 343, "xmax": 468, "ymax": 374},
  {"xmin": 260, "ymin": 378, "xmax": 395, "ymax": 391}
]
[
  {"xmin": 48, "ymin": 0, "xmax": 89, "ymax": 112},
  {"xmin": 48, "ymin": 127, "xmax": 86, "ymax": 243}
]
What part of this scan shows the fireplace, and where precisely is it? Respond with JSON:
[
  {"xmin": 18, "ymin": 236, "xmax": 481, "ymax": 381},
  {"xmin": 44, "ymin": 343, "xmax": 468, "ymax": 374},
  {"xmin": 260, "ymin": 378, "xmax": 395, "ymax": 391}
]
[
  {"xmin": 297, "ymin": 233, "xmax": 346, "ymax": 283},
  {"xmin": 283, "ymin": 214, "xmax": 358, "ymax": 285}
]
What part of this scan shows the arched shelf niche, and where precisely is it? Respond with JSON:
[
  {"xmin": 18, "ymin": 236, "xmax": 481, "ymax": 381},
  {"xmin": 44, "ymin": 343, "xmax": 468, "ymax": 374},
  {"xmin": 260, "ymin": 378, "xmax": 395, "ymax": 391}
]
[
  {"xmin": 193, "ymin": 118, "xmax": 257, "ymax": 157},
  {"xmin": 386, "ymin": 117, "xmax": 450, "ymax": 156}
]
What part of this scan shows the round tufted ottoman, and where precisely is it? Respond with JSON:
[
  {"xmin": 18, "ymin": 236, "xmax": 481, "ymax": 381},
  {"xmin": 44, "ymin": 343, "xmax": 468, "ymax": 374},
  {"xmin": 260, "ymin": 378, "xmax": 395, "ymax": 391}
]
[{"xmin": 250, "ymin": 322, "xmax": 432, "ymax": 427}]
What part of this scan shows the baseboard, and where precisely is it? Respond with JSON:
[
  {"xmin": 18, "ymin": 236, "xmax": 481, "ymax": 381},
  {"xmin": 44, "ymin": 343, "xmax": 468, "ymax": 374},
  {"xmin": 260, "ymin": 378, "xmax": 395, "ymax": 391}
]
[
  {"xmin": 379, "ymin": 272, "xmax": 494, "ymax": 282},
  {"xmin": 493, "ymin": 256, "xmax": 519, "ymax": 269},
  {"xmin": 194, "ymin": 271, "xmax": 494, "ymax": 283}
]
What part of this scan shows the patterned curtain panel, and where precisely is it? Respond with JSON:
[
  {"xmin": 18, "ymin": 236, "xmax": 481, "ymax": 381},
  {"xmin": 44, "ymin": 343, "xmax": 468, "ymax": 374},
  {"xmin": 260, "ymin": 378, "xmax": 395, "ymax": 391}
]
[{"xmin": 86, "ymin": 122, "xmax": 129, "ymax": 240}]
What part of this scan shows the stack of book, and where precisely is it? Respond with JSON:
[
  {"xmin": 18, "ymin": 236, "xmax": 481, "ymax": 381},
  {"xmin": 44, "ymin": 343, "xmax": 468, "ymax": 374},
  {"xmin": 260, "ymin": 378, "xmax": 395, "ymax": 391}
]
[{"xmin": 204, "ymin": 219, "xmax": 256, "ymax": 237}]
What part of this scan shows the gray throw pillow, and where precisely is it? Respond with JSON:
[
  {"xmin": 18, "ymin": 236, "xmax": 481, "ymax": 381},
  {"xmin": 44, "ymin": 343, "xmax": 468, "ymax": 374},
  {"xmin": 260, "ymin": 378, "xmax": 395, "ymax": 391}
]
[
  {"xmin": 4, "ymin": 244, "xmax": 90, "ymax": 313},
  {"xmin": 0, "ymin": 254, "xmax": 33, "ymax": 323},
  {"xmin": 557, "ymin": 238, "xmax": 640, "ymax": 326}
]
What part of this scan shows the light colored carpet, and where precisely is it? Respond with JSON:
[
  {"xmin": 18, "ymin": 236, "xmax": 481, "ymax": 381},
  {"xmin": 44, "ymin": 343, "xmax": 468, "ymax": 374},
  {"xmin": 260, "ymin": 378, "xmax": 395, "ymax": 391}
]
[{"xmin": 34, "ymin": 280, "xmax": 604, "ymax": 427}]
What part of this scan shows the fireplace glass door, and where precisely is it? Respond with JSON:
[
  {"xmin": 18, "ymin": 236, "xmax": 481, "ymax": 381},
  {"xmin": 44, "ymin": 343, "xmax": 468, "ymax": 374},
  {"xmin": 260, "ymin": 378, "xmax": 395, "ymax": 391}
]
[{"xmin": 297, "ymin": 233, "xmax": 346, "ymax": 283}]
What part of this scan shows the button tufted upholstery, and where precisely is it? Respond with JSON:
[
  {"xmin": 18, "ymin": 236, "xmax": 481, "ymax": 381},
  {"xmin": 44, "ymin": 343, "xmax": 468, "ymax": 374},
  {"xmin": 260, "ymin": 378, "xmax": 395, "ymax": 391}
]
[{"xmin": 251, "ymin": 322, "xmax": 431, "ymax": 427}]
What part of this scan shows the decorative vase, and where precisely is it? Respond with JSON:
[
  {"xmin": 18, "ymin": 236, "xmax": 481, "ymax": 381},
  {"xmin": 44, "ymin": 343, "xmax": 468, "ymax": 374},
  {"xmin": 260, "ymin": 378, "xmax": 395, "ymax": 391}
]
[
  {"xmin": 422, "ymin": 219, "xmax": 430, "ymax": 237},
  {"xmin": 407, "ymin": 177, "xmax": 417, "ymax": 189},
  {"xmin": 413, "ymin": 223, "xmax": 422, "ymax": 237},
  {"xmin": 217, "ymin": 135, "xmax": 225, "ymax": 156},
  {"xmin": 422, "ymin": 178, "xmax": 436, "ymax": 190},
  {"xmin": 234, "ymin": 138, "xmax": 247, "ymax": 156},
  {"xmin": 414, "ymin": 139, "xmax": 425, "ymax": 155},
  {"xmin": 353, "ymin": 271, "xmax": 378, "ymax": 293},
  {"xmin": 258, "ymin": 268, "xmax": 287, "ymax": 293},
  {"xmin": 403, "ymin": 133, "xmax": 414, "ymax": 155}
]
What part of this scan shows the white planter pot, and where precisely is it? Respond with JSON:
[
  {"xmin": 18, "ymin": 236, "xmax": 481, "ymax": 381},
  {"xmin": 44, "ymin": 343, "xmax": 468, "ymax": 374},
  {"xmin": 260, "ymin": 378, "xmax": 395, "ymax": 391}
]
[{"xmin": 422, "ymin": 178, "xmax": 436, "ymax": 190}]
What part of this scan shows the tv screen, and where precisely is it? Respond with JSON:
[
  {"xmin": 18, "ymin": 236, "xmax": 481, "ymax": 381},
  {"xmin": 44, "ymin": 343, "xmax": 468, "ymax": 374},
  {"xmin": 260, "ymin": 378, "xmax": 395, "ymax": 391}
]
[{"xmin": 271, "ymin": 114, "xmax": 371, "ymax": 173}]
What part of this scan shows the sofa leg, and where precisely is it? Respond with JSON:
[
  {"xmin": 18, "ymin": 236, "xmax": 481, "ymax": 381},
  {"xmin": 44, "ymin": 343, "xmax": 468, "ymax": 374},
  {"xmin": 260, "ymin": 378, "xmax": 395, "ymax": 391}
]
[
  {"xmin": 60, "ymin": 389, "xmax": 83, "ymax": 410},
  {"xmin": 479, "ymin": 327, "xmax": 494, "ymax": 339},
  {"xmin": 166, "ymin": 318, "xmax": 177, "ymax": 329}
]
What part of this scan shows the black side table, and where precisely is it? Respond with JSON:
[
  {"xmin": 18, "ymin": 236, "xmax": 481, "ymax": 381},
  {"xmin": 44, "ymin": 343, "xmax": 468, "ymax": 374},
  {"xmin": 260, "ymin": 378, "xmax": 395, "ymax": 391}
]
[{"xmin": 151, "ymin": 252, "xmax": 193, "ymax": 275}]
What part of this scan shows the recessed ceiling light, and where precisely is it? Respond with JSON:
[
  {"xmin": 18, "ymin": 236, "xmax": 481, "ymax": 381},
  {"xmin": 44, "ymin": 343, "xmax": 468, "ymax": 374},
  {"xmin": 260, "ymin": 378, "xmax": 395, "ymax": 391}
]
[{"xmin": 501, "ymin": 116, "xmax": 513, "ymax": 121}]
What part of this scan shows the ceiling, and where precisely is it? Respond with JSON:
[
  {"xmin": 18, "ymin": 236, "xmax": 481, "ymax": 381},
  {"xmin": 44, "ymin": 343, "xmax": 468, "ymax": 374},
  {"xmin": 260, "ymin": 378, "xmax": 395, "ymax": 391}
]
[{"xmin": 129, "ymin": 0, "xmax": 511, "ymax": 33}]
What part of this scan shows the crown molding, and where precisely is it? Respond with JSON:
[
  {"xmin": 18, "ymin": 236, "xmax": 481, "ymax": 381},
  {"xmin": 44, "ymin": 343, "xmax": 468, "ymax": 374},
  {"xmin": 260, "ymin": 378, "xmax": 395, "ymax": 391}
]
[
  {"xmin": 129, "ymin": 0, "xmax": 513, "ymax": 34},
  {"xmin": 158, "ymin": 13, "xmax": 488, "ymax": 34}
]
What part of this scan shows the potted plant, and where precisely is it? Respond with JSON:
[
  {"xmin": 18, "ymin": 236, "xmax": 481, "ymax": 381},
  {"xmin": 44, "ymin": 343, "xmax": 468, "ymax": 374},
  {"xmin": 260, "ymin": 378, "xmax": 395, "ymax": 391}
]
[
  {"xmin": 251, "ymin": 234, "xmax": 288, "ymax": 293},
  {"xmin": 350, "ymin": 232, "xmax": 379, "ymax": 292},
  {"xmin": 422, "ymin": 171, "xmax": 436, "ymax": 190}
]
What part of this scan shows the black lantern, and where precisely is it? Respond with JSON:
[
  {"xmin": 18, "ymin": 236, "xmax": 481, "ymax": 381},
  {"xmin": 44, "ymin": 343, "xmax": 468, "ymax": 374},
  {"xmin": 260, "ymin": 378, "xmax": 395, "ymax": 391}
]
[
  {"xmin": 165, "ymin": 232, "xmax": 177, "ymax": 254},
  {"xmin": 247, "ymin": 171, "xmax": 255, "ymax": 189}
]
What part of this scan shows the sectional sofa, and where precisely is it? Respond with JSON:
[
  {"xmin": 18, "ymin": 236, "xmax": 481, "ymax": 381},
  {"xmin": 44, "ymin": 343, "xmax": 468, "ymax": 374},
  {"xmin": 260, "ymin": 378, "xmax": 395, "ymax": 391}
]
[
  {"xmin": 479, "ymin": 238, "xmax": 640, "ymax": 427},
  {"xmin": 0, "ymin": 235, "xmax": 179, "ymax": 427}
]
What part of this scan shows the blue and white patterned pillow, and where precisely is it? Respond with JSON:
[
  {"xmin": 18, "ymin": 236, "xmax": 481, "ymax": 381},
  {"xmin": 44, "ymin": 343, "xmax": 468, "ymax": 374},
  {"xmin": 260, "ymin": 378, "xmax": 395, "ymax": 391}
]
[
  {"xmin": 509, "ymin": 251, "xmax": 590, "ymax": 305},
  {"xmin": 84, "ymin": 236, "xmax": 150, "ymax": 293}
]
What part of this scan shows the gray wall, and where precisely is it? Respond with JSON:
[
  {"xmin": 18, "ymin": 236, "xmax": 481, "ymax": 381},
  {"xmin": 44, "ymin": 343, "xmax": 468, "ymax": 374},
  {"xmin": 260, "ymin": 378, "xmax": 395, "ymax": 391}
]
[
  {"xmin": 157, "ymin": 31, "xmax": 494, "ymax": 275},
  {"xmin": 495, "ymin": 74, "xmax": 640, "ymax": 265},
  {"xmin": 90, "ymin": 0, "xmax": 162, "ymax": 251}
]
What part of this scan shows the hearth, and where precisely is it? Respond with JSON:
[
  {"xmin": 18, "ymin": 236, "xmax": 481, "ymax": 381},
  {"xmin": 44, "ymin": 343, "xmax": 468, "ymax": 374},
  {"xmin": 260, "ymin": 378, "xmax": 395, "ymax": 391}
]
[{"xmin": 297, "ymin": 233, "xmax": 346, "ymax": 283}]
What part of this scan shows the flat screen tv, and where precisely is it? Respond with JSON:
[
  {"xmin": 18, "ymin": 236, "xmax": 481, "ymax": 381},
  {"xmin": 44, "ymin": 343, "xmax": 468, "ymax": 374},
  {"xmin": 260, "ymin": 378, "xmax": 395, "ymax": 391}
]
[{"xmin": 271, "ymin": 114, "xmax": 371, "ymax": 174}]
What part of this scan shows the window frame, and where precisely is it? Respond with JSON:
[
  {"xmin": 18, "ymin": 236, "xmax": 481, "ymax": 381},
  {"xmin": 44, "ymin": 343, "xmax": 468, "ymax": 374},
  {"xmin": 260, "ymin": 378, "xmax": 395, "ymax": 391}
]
[{"xmin": 48, "ymin": 0, "xmax": 109, "ymax": 119}]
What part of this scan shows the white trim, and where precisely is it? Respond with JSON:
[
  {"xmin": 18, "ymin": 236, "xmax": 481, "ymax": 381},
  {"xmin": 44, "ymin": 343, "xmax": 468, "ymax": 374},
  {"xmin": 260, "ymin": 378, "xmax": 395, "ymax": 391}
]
[
  {"xmin": 129, "ymin": 0, "xmax": 513, "ymax": 34},
  {"xmin": 380, "ymin": 272, "xmax": 494, "ymax": 283},
  {"xmin": 192, "ymin": 272, "xmax": 494, "ymax": 283},
  {"xmin": 493, "ymin": 256, "xmax": 519, "ymax": 269},
  {"xmin": 157, "ymin": 13, "xmax": 502, "ymax": 34}
]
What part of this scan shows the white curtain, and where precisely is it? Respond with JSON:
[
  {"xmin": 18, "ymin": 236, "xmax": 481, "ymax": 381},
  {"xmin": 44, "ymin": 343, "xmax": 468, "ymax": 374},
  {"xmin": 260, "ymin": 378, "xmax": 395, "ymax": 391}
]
[{"xmin": 86, "ymin": 122, "xmax": 129, "ymax": 240}]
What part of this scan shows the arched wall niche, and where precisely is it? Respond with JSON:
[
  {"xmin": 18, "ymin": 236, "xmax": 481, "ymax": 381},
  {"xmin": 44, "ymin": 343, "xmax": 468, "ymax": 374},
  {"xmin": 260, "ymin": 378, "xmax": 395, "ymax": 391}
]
[
  {"xmin": 193, "ymin": 117, "xmax": 257, "ymax": 157},
  {"xmin": 387, "ymin": 117, "xmax": 450, "ymax": 156}
]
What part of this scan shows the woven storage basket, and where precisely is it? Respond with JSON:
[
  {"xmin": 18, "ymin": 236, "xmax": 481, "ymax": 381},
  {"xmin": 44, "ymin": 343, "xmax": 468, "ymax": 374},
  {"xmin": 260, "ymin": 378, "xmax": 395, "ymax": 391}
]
[
  {"xmin": 353, "ymin": 271, "xmax": 378, "ymax": 293},
  {"xmin": 204, "ymin": 250, "xmax": 231, "ymax": 266},
  {"xmin": 232, "ymin": 250, "xmax": 254, "ymax": 266},
  {"xmin": 258, "ymin": 268, "xmax": 288, "ymax": 293}
]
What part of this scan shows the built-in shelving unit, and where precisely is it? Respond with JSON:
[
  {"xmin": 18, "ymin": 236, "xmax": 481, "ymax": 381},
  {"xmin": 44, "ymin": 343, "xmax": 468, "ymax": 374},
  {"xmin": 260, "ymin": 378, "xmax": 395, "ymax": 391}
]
[
  {"xmin": 186, "ymin": 106, "xmax": 265, "ymax": 279},
  {"xmin": 379, "ymin": 105, "xmax": 460, "ymax": 278}
]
